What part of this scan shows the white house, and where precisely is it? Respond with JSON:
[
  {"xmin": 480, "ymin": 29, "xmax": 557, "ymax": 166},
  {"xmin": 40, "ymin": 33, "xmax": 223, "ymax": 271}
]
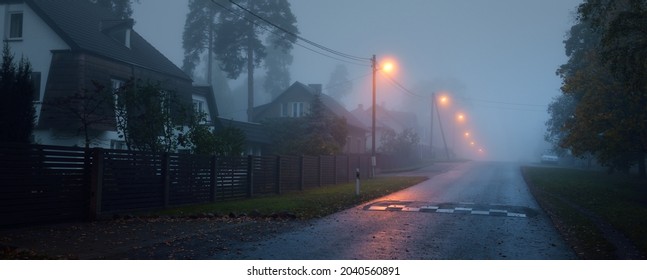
[{"xmin": 1, "ymin": 0, "xmax": 193, "ymax": 149}]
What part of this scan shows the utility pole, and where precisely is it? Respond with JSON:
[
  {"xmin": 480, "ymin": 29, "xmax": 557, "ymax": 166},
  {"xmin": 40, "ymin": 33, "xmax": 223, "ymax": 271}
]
[
  {"xmin": 430, "ymin": 93, "xmax": 435, "ymax": 159},
  {"xmin": 434, "ymin": 98, "xmax": 451, "ymax": 160},
  {"xmin": 371, "ymin": 54, "xmax": 377, "ymax": 177}
]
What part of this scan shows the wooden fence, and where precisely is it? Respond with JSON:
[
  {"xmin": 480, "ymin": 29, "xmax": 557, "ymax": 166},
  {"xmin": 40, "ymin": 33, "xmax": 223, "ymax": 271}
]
[{"xmin": 0, "ymin": 143, "xmax": 372, "ymax": 227}]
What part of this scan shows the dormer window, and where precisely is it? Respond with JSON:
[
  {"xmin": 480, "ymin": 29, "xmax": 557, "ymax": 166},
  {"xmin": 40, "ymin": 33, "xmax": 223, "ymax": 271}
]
[
  {"xmin": 124, "ymin": 28, "xmax": 131, "ymax": 48},
  {"xmin": 8, "ymin": 12, "xmax": 23, "ymax": 40},
  {"xmin": 101, "ymin": 19, "xmax": 133, "ymax": 48}
]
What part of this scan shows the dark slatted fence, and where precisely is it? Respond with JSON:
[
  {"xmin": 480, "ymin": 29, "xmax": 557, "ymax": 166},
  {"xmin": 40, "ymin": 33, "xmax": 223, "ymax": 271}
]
[
  {"xmin": 1, "ymin": 143, "xmax": 375, "ymax": 227},
  {"xmin": 302, "ymin": 156, "xmax": 320, "ymax": 188},
  {"xmin": 0, "ymin": 144, "xmax": 90, "ymax": 226}
]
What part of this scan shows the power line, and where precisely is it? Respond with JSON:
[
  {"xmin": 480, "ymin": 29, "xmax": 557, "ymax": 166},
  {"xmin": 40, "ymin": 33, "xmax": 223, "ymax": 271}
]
[
  {"xmin": 380, "ymin": 72, "xmax": 425, "ymax": 98},
  {"xmin": 208, "ymin": 0, "xmax": 370, "ymax": 67},
  {"xmin": 324, "ymin": 71, "xmax": 372, "ymax": 91},
  {"xmin": 226, "ymin": 0, "xmax": 371, "ymax": 63},
  {"xmin": 466, "ymin": 97, "xmax": 547, "ymax": 107}
]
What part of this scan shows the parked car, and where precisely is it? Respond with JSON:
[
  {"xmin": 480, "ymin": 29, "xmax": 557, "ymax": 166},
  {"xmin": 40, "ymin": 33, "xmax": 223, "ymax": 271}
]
[{"xmin": 541, "ymin": 154, "xmax": 559, "ymax": 164}]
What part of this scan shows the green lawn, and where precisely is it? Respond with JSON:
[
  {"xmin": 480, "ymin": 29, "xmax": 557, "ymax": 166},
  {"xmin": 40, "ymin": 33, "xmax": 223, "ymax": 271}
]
[
  {"xmin": 151, "ymin": 176, "xmax": 428, "ymax": 220},
  {"xmin": 522, "ymin": 166, "xmax": 647, "ymax": 259}
]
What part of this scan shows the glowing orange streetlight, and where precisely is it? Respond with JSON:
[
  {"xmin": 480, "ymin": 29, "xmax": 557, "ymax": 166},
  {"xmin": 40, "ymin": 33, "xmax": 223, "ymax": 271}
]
[
  {"xmin": 464, "ymin": 131, "xmax": 470, "ymax": 137},
  {"xmin": 456, "ymin": 113, "xmax": 465, "ymax": 122},
  {"xmin": 439, "ymin": 95, "xmax": 449, "ymax": 106},
  {"xmin": 382, "ymin": 61, "xmax": 394, "ymax": 73}
]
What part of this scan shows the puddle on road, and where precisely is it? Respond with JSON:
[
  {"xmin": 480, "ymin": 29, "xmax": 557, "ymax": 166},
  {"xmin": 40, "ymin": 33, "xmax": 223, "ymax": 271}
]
[{"xmin": 363, "ymin": 200, "xmax": 539, "ymax": 218}]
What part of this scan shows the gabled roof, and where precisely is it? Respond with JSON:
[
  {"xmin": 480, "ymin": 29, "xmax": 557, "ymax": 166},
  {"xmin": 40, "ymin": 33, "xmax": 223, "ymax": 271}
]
[
  {"xmin": 217, "ymin": 117, "xmax": 272, "ymax": 145},
  {"xmin": 253, "ymin": 81, "xmax": 367, "ymax": 131},
  {"xmin": 20, "ymin": 0, "xmax": 189, "ymax": 81},
  {"xmin": 351, "ymin": 104, "xmax": 419, "ymax": 132}
]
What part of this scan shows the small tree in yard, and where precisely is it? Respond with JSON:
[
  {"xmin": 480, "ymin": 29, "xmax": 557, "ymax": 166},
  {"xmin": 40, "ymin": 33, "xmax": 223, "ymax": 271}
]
[
  {"xmin": 264, "ymin": 94, "xmax": 348, "ymax": 156},
  {"xmin": 0, "ymin": 43, "xmax": 36, "ymax": 144},
  {"xmin": 213, "ymin": 125, "xmax": 246, "ymax": 156},
  {"xmin": 379, "ymin": 127, "xmax": 420, "ymax": 166},
  {"xmin": 301, "ymin": 94, "xmax": 347, "ymax": 156},
  {"xmin": 114, "ymin": 79, "xmax": 188, "ymax": 153},
  {"xmin": 184, "ymin": 112, "xmax": 246, "ymax": 157},
  {"xmin": 44, "ymin": 80, "xmax": 115, "ymax": 148}
]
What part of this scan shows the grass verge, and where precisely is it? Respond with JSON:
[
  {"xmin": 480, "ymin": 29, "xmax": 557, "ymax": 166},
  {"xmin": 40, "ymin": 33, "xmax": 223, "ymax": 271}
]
[
  {"xmin": 522, "ymin": 166, "xmax": 647, "ymax": 259},
  {"xmin": 151, "ymin": 176, "xmax": 428, "ymax": 220}
]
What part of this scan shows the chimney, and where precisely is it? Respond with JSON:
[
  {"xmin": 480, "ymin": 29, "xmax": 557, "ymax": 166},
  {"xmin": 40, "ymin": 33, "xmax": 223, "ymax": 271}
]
[{"xmin": 308, "ymin": 84, "xmax": 322, "ymax": 95}]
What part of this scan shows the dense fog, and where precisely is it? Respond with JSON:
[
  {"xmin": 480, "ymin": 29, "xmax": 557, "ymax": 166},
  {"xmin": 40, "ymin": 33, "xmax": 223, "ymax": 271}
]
[{"xmin": 132, "ymin": 0, "xmax": 582, "ymax": 162}]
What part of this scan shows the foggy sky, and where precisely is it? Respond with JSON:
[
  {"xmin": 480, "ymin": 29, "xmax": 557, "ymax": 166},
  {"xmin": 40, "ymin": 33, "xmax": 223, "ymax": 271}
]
[{"xmin": 132, "ymin": 0, "xmax": 582, "ymax": 161}]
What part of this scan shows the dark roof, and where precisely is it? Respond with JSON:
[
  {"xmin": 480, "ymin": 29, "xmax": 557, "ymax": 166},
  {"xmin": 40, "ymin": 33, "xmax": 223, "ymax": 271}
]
[
  {"xmin": 23, "ymin": 0, "xmax": 189, "ymax": 81},
  {"xmin": 253, "ymin": 81, "xmax": 368, "ymax": 131},
  {"xmin": 352, "ymin": 104, "xmax": 418, "ymax": 132},
  {"xmin": 217, "ymin": 117, "xmax": 272, "ymax": 144}
]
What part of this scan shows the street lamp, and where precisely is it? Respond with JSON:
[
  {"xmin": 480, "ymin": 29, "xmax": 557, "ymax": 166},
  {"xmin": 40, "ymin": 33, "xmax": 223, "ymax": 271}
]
[
  {"xmin": 371, "ymin": 55, "xmax": 377, "ymax": 178},
  {"xmin": 370, "ymin": 55, "xmax": 395, "ymax": 177},
  {"xmin": 430, "ymin": 92, "xmax": 451, "ymax": 160}
]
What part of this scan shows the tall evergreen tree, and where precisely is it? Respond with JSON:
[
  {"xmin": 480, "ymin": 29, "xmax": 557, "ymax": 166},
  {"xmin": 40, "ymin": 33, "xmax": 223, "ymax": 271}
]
[
  {"xmin": 263, "ymin": 33, "xmax": 293, "ymax": 100},
  {"xmin": 0, "ymin": 43, "xmax": 35, "ymax": 144},
  {"xmin": 181, "ymin": 0, "xmax": 224, "ymax": 79},
  {"xmin": 326, "ymin": 64, "xmax": 353, "ymax": 101},
  {"xmin": 212, "ymin": 0, "xmax": 298, "ymax": 121}
]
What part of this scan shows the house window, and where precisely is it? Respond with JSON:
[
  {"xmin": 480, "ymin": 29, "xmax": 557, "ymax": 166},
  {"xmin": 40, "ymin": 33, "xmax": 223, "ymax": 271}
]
[
  {"xmin": 111, "ymin": 79, "xmax": 125, "ymax": 109},
  {"xmin": 289, "ymin": 102, "xmax": 305, "ymax": 118},
  {"xmin": 8, "ymin": 12, "xmax": 23, "ymax": 39},
  {"xmin": 193, "ymin": 100, "xmax": 204, "ymax": 114},
  {"xmin": 111, "ymin": 78, "xmax": 126, "ymax": 125},
  {"xmin": 111, "ymin": 79, "xmax": 125, "ymax": 94},
  {"xmin": 280, "ymin": 103, "xmax": 287, "ymax": 117}
]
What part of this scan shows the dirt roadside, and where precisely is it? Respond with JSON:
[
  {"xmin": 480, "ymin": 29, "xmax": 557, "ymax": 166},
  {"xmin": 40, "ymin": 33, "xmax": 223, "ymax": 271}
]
[{"xmin": 0, "ymin": 215, "xmax": 305, "ymax": 259}]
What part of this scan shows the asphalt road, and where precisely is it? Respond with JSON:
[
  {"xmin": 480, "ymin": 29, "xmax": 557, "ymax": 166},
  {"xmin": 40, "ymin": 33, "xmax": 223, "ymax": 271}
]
[{"xmin": 215, "ymin": 161, "xmax": 576, "ymax": 260}]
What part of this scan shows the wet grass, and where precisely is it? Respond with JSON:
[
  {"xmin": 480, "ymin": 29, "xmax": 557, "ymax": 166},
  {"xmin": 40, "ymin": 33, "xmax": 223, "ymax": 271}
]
[
  {"xmin": 151, "ymin": 176, "xmax": 428, "ymax": 220},
  {"xmin": 522, "ymin": 166, "xmax": 647, "ymax": 259}
]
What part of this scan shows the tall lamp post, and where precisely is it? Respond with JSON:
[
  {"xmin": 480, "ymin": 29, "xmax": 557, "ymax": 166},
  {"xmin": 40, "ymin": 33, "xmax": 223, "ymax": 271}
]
[
  {"xmin": 370, "ymin": 55, "xmax": 395, "ymax": 177},
  {"xmin": 430, "ymin": 93, "xmax": 451, "ymax": 160},
  {"xmin": 371, "ymin": 54, "xmax": 377, "ymax": 178}
]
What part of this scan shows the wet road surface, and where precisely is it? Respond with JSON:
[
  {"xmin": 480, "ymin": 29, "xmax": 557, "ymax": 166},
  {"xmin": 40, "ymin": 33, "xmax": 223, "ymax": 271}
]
[{"xmin": 214, "ymin": 161, "xmax": 576, "ymax": 260}]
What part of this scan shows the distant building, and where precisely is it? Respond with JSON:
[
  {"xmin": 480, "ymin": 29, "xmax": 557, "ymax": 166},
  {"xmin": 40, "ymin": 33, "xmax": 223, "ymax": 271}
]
[
  {"xmin": 1, "ymin": 0, "xmax": 192, "ymax": 148},
  {"xmin": 252, "ymin": 82, "xmax": 368, "ymax": 154},
  {"xmin": 192, "ymin": 85, "xmax": 271, "ymax": 156},
  {"xmin": 351, "ymin": 104, "xmax": 420, "ymax": 152}
]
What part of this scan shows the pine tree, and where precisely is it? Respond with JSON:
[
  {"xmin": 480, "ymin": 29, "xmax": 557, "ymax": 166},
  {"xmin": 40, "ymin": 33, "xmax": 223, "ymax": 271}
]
[{"xmin": 0, "ymin": 43, "xmax": 35, "ymax": 144}]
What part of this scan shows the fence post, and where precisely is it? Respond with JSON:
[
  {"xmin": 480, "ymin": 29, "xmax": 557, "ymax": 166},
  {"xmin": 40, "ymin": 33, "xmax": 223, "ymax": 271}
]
[
  {"xmin": 89, "ymin": 148, "xmax": 104, "ymax": 221},
  {"xmin": 333, "ymin": 156, "xmax": 338, "ymax": 185},
  {"xmin": 318, "ymin": 156, "xmax": 323, "ymax": 187},
  {"xmin": 275, "ymin": 155, "xmax": 282, "ymax": 194},
  {"xmin": 162, "ymin": 153, "xmax": 170, "ymax": 208},
  {"xmin": 299, "ymin": 156, "xmax": 304, "ymax": 191},
  {"xmin": 211, "ymin": 155, "xmax": 218, "ymax": 202},
  {"xmin": 347, "ymin": 155, "xmax": 351, "ymax": 183},
  {"xmin": 247, "ymin": 155, "xmax": 254, "ymax": 198}
]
